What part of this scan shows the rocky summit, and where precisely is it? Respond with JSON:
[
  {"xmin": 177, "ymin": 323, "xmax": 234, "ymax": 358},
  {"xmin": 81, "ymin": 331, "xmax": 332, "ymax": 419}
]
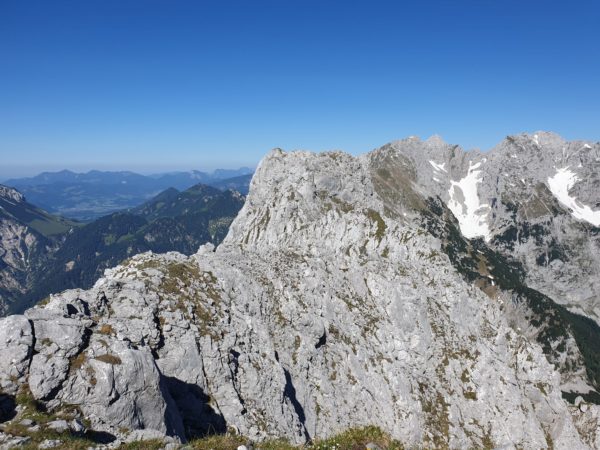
[{"xmin": 1, "ymin": 133, "xmax": 600, "ymax": 449}]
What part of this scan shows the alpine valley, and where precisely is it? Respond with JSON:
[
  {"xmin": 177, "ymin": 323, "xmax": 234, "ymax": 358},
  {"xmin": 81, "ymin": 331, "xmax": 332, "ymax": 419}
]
[
  {"xmin": 1, "ymin": 132, "xmax": 600, "ymax": 449},
  {"xmin": 0, "ymin": 183, "xmax": 245, "ymax": 316},
  {"xmin": 3, "ymin": 168, "xmax": 253, "ymax": 221}
]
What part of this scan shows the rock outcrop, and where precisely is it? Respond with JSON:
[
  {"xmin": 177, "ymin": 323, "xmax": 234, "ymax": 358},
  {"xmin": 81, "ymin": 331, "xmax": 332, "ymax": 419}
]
[{"xmin": 1, "ymin": 135, "xmax": 600, "ymax": 448}]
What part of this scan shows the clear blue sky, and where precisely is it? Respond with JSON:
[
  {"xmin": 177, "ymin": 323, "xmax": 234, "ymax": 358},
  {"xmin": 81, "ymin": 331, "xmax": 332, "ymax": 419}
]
[{"xmin": 1, "ymin": 0, "xmax": 599, "ymax": 178}]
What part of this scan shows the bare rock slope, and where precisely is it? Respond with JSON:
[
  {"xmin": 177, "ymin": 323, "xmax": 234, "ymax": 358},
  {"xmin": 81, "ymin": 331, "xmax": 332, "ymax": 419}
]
[
  {"xmin": 385, "ymin": 132, "xmax": 600, "ymax": 322},
  {"xmin": 1, "ymin": 137, "xmax": 600, "ymax": 448}
]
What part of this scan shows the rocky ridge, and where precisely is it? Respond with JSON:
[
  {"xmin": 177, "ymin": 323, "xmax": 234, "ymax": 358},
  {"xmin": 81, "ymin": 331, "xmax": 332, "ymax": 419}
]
[
  {"xmin": 0, "ymin": 135, "xmax": 600, "ymax": 448},
  {"xmin": 384, "ymin": 132, "xmax": 600, "ymax": 322},
  {"xmin": 0, "ymin": 186, "xmax": 72, "ymax": 316}
]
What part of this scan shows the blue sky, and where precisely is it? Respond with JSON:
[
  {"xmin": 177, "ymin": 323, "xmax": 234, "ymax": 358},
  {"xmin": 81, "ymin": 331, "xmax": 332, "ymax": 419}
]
[{"xmin": 1, "ymin": 0, "xmax": 599, "ymax": 178}]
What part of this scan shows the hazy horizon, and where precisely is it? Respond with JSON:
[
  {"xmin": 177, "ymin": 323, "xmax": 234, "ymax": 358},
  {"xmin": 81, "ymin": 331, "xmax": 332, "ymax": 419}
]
[
  {"xmin": 0, "ymin": 162, "xmax": 257, "ymax": 182},
  {"xmin": 2, "ymin": 128, "xmax": 599, "ymax": 181}
]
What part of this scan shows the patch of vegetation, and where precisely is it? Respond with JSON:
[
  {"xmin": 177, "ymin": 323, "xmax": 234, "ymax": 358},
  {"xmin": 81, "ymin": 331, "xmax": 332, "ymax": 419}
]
[
  {"xmin": 418, "ymin": 384, "xmax": 450, "ymax": 448},
  {"xmin": 327, "ymin": 324, "xmax": 356, "ymax": 354},
  {"xmin": 189, "ymin": 426, "xmax": 404, "ymax": 449},
  {"xmin": 117, "ymin": 440, "xmax": 167, "ymax": 450},
  {"xmin": 366, "ymin": 209, "xmax": 386, "ymax": 243},
  {"xmin": 69, "ymin": 352, "xmax": 87, "ymax": 372},
  {"xmin": 460, "ymin": 369, "xmax": 470, "ymax": 383},
  {"xmin": 463, "ymin": 390, "xmax": 477, "ymax": 400},
  {"xmin": 94, "ymin": 354, "xmax": 122, "ymax": 365},
  {"xmin": 7, "ymin": 386, "xmax": 107, "ymax": 449},
  {"xmin": 369, "ymin": 151, "xmax": 426, "ymax": 214},
  {"xmin": 98, "ymin": 324, "xmax": 114, "ymax": 335},
  {"xmin": 535, "ymin": 238, "xmax": 569, "ymax": 267},
  {"xmin": 15, "ymin": 386, "xmax": 40, "ymax": 414},
  {"xmin": 544, "ymin": 429, "xmax": 555, "ymax": 450},
  {"xmin": 536, "ymin": 382, "xmax": 548, "ymax": 395},
  {"xmin": 562, "ymin": 390, "xmax": 600, "ymax": 404},
  {"xmin": 317, "ymin": 190, "xmax": 354, "ymax": 214},
  {"xmin": 190, "ymin": 433, "xmax": 247, "ymax": 450},
  {"xmin": 12, "ymin": 434, "xmax": 99, "ymax": 450},
  {"xmin": 310, "ymin": 426, "xmax": 404, "ymax": 450},
  {"xmin": 159, "ymin": 262, "xmax": 223, "ymax": 340},
  {"xmin": 513, "ymin": 285, "xmax": 600, "ymax": 398}
]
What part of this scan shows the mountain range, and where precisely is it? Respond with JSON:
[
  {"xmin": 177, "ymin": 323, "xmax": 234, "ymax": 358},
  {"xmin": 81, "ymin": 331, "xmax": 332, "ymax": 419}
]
[
  {"xmin": 1, "ymin": 132, "xmax": 600, "ymax": 448},
  {"xmin": 0, "ymin": 183, "xmax": 245, "ymax": 315},
  {"xmin": 3, "ymin": 168, "xmax": 253, "ymax": 221}
]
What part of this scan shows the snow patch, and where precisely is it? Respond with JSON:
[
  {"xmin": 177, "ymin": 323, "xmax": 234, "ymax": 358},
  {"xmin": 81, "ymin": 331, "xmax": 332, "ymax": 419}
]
[
  {"xmin": 429, "ymin": 160, "xmax": 447, "ymax": 173},
  {"xmin": 547, "ymin": 167, "xmax": 600, "ymax": 226},
  {"xmin": 447, "ymin": 161, "xmax": 491, "ymax": 241},
  {"xmin": 533, "ymin": 134, "xmax": 540, "ymax": 146}
]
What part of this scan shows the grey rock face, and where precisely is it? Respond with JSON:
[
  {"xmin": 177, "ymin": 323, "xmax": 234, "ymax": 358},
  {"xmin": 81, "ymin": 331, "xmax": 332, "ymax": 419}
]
[
  {"xmin": 0, "ymin": 220, "xmax": 42, "ymax": 316},
  {"xmin": 0, "ymin": 186, "xmax": 24, "ymax": 204},
  {"xmin": 0, "ymin": 185, "xmax": 62, "ymax": 316},
  {"xmin": 0, "ymin": 315, "xmax": 33, "ymax": 394},
  {"xmin": 37, "ymin": 439, "xmax": 63, "ymax": 449},
  {"xmin": 24, "ymin": 308, "xmax": 90, "ymax": 358},
  {"xmin": 28, "ymin": 354, "xmax": 70, "ymax": 400},
  {"xmin": 46, "ymin": 420, "xmax": 69, "ymax": 433},
  {"xmin": 63, "ymin": 341, "xmax": 181, "ymax": 437},
  {"xmin": 0, "ymin": 434, "xmax": 31, "ymax": 449},
  {"xmin": 0, "ymin": 138, "xmax": 599, "ymax": 448},
  {"xmin": 379, "ymin": 132, "xmax": 600, "ymax": 323}
]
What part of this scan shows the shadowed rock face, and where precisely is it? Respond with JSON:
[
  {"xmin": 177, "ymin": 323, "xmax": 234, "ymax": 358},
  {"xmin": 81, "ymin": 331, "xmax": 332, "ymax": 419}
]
[{"xmin": 1, "ymin": 136, "xmax": 600, "ymax": 448}]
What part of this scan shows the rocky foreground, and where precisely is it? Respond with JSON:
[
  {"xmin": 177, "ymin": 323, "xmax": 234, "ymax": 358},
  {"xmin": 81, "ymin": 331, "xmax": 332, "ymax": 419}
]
[{"xmin": 1, "ymin": 134, "xmax": 600, "ymax": 449}]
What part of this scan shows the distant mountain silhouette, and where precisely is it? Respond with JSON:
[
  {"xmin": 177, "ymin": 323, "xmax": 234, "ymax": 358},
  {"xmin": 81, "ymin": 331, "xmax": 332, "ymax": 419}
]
[{"xmin": 4, "ymin": 168, "xmax": 253, "ymax": 221}]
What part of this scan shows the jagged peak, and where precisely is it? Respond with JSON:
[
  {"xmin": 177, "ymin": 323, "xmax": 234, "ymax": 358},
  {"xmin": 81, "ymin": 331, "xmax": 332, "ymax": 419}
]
[
  {"xmin": 504, "ymin": 131, "xmax": 567, "ymax": 148},
  {"xmin": 369, "ymin": 135, "xmax": 464, "ymax": 168},
  {"xmin": 424, "ymin": 134, "xmax": 449, "ymax": 146},
  {"xmin": 263, "ymin": 133, "xmax": 595, "ymax": 175}
]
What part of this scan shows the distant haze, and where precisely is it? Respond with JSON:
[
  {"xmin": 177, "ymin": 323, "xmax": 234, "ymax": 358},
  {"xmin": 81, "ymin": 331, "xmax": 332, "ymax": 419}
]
[{"xmin": 0, "ymin": 163, "xmax": 257, "ymax": 182}]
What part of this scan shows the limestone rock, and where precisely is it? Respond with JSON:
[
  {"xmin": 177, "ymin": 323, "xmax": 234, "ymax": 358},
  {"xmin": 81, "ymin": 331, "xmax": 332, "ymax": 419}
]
[
  {"xmin": 38, "ymin": 439, "xmax": 62, "ymax": 449},
  {"xmin": 46, "ymin": 420, "xmax": 69, "ymax": 433},
  {"xmin": 0, "ymin": 315, "xmax": 32, "ymax": 394},
  {"xmin": 0, "ymin": 139, "xmax": 599, "ymax": 448},
  {"xmin": 28, "ymin": 354, "xmax": 70, "ymax": 400},
  {"xmin": 24, "ymin": 308, "xmax": 90, "ymax": 357},
  {"xmin": 0, "ymin": 434, "xmax": 31, "ymax": 449}
]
